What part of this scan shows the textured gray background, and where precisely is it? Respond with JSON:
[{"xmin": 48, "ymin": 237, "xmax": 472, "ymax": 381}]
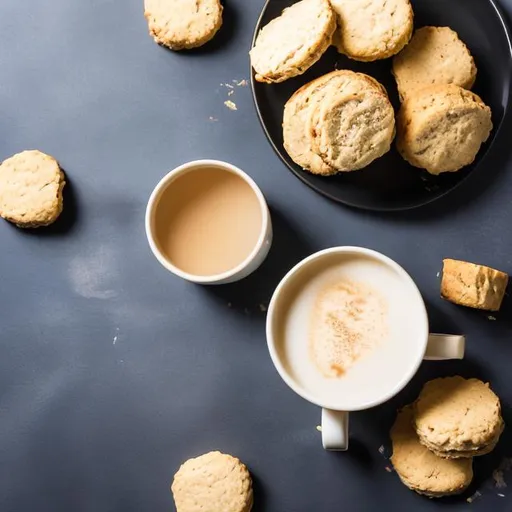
[{"xmin": 0, "ymin": 0, "xmax": 511, "ymax": 510}]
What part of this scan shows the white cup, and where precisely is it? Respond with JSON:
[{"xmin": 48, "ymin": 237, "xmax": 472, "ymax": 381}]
[
  {"xmin": 266, "ymin": 247, "xmax": 465, "ymax": 451},
  {"xmin": 145, "ymin": 160, "xmax": 272, "ymax": 285}
]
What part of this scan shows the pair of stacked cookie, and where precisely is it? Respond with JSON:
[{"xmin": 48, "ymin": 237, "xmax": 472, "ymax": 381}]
[
  {"xmin": 393, "ymin": 27, "xmax": 493, "ymax": 175},
  {"xmin": 283, "ymin": 70, "xmax": 395, "ymax": 175},
  {"xmin": 391, "ymin": 376, "xmax": 504, "ymax": 498}
]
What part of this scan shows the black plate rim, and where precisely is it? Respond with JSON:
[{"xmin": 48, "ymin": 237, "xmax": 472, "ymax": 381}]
[{"xmin": 250, "ymin": 0, "xmax": 512, "ymax": 211}]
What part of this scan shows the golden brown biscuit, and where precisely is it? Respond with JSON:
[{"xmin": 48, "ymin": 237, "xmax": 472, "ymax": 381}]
[
  {"xmin": 250, "ymin": 0, "xmax": 336, "ymax": 83},
  {"xmin": 396, "ymin": 84, "xmax": 492, "ymax": 174},
  {"xmin": 441, "ymin": 259, "xmax": 508, "ymax": 312},
  {"xmin": 0, "ymin": 150, "xmax": 65, "ymax": 228},
  {"xmin": 144, "ymin": 0, "xmax": 223, "ymax": 50},
  {"xmin": 393, "ymin": 26, "xmax": 477, "ymax": 101},
  {"xmin": 171, "ymin": 451, "xmax": 253, "ymax": 512},
  {"xmin": 331, "ymin": 0, "xmax": 414, "ymax": 61},
  {"xmin": 414, "ymin": 377, "xmax": 504, "ymax": 459},
  {"xmin": 391, "ymin": 405, "xmax": 473, "ymax": 497}
]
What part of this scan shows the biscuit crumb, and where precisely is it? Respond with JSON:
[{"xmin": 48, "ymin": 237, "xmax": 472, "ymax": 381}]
[
  {"xmin": 436, "ymin": 272, "xmax": 440, "ymax": 278},
  {"xmin": 466, "ymin": 490, "xmax": 482, "ymax": 503},
  {"xmin": 498, "ymin": 493, "xmax": 505, "ymax": 497},
  {"xmin": 488, "ymin": 315, "xmax": 497, "ymax": 321},
  {"xmin": 228, "ymin": 90, "xmax": 234, "ymax": 97},
  {"xmin": 237, "ymin": 79, "xmax": 248, "ymax": 87},
  {"xmin": 316, "ymin": 425, "xmax": 322, "ymax": 432},
  {"xmin": 259, "ymin": 303, "xmax": 267, "ymax": 312},
  {"xmin": 224, "ymin": 100, "xmax": 237, "ymax": 111},
  {"xmin": 224, "ymin": 83, "xmax": 234, "ymax": 89},
  {"xmin": 378, "ymin": 445, "xmax": 385, "ymax": 455},
  {"xmin": 385, "ymin": 466, "xmax": 393, "ymax": 473},
  {"xmin": 208, "ymin": 116, "xmax": 218, "ymax": 122}
]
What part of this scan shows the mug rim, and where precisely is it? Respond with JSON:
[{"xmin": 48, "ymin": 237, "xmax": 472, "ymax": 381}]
[
  {"xmin": 266, "ymin": 246, "xmax": 430, "ymax": 412},
  {"xmin": 145, "ymin": 159, "xmax": 270, "ymax": 284}
]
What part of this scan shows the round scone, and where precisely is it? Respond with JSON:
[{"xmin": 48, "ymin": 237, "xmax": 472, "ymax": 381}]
[
  {"xmin": 283, "ymin": 71, "xmax": 387, "ymax": 174},
  {"xmin": 250, "ymin": 0, "xmax": 336, "ymax": 84},
  {"xmin": 0, "ymin": 150, "xmax": 65, "ymax": 228},
  {"xmin": 393, "ymin": 26, "xmax": 477, "ymax": 100},
  {"xmin": 391, "ymin": 405, "xmax": 473, "ymax": 497},
  {"xmin": 396, "ymin": 84, "xmax": 493, "ymax": 174},
  {"xmin": 414, "ymin": 377, "xmax": 504, "ymax": 459},
  {"xmin": 330, "ymin": 0, "xmax": 413, "ymax": 61},
  {"xmin": 310, "ymin": 85, "xmax": 395, "ymax": 171},
  {"xmin": 144, "ymin": 0, "xmax": 223, "ymax": 50},
  {"xmin": 171, "ymin": 451, "xmax": 253, "ymax": 512}
]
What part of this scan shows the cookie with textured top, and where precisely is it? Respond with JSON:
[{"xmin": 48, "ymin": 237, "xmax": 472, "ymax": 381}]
[
  {"xmin": 396, "ymin": 84, "xmax": 492, "ymax": 174},
  {"xmin": 391, "ymin": 405, "xmax": 473, "ymax": 497},
  {"xmin": 310, "ymin": 82, "xmax": 395, "ymax": 171},
  {"xmin": 144, "ymin": 0, "xmax": 223, "ymax": 50},
  {"xmin": 393, "ymin": 26, "xmax": 477, "ymax": 101},
  {"xmin": 414, "ymin": 377, "xmax": 504, "ymax": 459},
  {"xmin": 250, "ymin": 0, "xmax": 336, "ymax": 83},
  {"xmin": 171, "ymin": 451, "xmax": 253, "ymax": 512},
  {"xmin": 441, "ymin": 259, "xmax": 508, "ymax": 312},
  {"xmin": 0, "ymin": 150, "xmax": 65, "ymax": 228},
  {"xmin": 330, "ymin": 0, "xmax": 413, "ymax": 62},
  {"xmin": 283, "ymin": 71, "xmax": 387, "ymax": 174}
]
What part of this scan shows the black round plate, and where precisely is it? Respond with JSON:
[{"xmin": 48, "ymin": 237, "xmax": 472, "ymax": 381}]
[{"xmin": 251, "ymin": 0, "xmax": 512, "ymax": 210}]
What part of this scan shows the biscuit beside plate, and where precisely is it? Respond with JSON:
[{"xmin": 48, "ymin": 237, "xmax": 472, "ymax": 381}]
[
  {"xmin": 414, "ymin": 376, "xmax": 504, "ymax": 459},
  {"xmin": 250, "ymin": 0, "xmax": 336, "ymax": 83},
  {"xmin": 0, "ymin": 150, "xmax": 65, "ymax": 228},
  {"xmin": 144, "ymin": 0, "xmax": 223, "ymax": 50},
  {"xmin": 391, "ymin": 405, "xmax": 473, "ymax": 497},
  {"xmin": 393, "ymin": 26, "xmax": 477, "ymax": 101},
  {"xmin": 331, "ymin": 0, "xmax": 414, "ymax": 61},
  {"xmin": 171, "ymin": 451, "xmax": 253, "ymax": 512}
]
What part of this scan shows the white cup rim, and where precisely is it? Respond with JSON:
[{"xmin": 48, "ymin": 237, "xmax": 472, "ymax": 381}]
[
  {"xmin": 145, "ymin": 159, "xmax": 270, "ymax": 284},
  {"xmin": 266, "ymin": 246, "xmax": 429, "ymax": 411}
]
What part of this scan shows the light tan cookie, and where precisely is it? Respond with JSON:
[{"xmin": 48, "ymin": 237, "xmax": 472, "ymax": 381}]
[
  {"xmin": 0, "ymin": 150, "xmax": 65, "ymax": 228},
  {"xmin": 311, "ymin": 84, "xmax": 395, "ymax": 171},
  {"xmin": 144, "ymin": 0, "xmax": 223, "ymax": 50},
  {"xmin": 250, "ymin": 0, "xmax": 336, "ymax": 83},
  {"xmin": 414, "ymin": 377, "xmax": 504, "ymax": 459},
  {"xmin": 441, "ymin": 259, "xmax": 509, "ymax": 312},
  {"xmin": 396, "ymin": 84, "xmax": 492, "ymax": 174},
  {"xmin": 391, "ymin": 405, "xmax": 473, "ymax": 497},
  {"xmin": 171, "ymin": 451, "xmax": 253, "ymax": 512},
  {"xmin": 330, "ymin": 0, "xmax": 413, "ymax": 62},
  {"xmin": 393, "ymin": 26, "xmax": 477, "ymax": 101},
  {"xmin": 283, "ymin": 71, "xmax": 386, "ymax": 174}
]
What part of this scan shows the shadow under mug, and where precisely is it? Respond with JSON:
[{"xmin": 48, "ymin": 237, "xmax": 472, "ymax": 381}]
[{"xmin": 266, "ymin": 247, "xmax": 465, "ymax": 451}]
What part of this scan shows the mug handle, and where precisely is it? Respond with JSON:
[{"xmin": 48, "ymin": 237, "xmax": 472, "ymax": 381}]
[
  {"xmin": 424, "ymin": 333, "xmax": 465, "ymax": 360},
  {"xmin": 322, "ymin": 409, "xmax": 349, "ymax": 451},
  {"xmin": 320, "ymin": 334, "xmax": 465, "ymax": 451}
]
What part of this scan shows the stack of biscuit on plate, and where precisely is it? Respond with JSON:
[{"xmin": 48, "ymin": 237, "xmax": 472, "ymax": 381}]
[
  {"xmin": 391, "ymin": 376, "xmax": 505, "ymax": 498},
  {"xmin": 283, "ymin": 70, "xmax": 395, "ymax": 175},
  {"xmin": 250, "ymin": 0, "xmax": 494, "ymax": 177}
]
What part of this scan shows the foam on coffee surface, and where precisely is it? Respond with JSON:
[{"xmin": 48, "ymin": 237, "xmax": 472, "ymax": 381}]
[{"xmin": 309, "ymin": 279, "xmax": 388, "ymax": 378}]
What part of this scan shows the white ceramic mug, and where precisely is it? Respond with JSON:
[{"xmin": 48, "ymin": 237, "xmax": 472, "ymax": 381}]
[
  {"xmin": 266, "ymin": 247, "xmax": 465, "ymax": 451},
  {"xmin": 145, "ymin": 160, "xmax": 273, "ymax": 285}
]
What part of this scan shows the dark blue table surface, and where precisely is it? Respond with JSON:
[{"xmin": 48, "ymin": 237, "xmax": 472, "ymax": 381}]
[{"xmin": 0, "ymin": 1, "xmax": 511, "ymax": 511}]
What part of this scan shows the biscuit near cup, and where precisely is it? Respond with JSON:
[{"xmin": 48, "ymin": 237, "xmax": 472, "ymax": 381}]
[
  {"xmin": 144, "ymin": 0, "xmax": 223, "ymax": 50},
  {"xmin": 396, "ymin": 84, "xmax": 493, "ymax": 174},
  {"xmin": 0, "ymin": 150, "xmax": 65, "ymax": 228},
  {"xmin": 330, "ymin": 0, "xmax": 414, "ymax": 62},
  {"xmin": 171, "ymin": 451, "xmax": 253, "ymax": 512},
  {"xmin": 414, "ymin": 376, "xmax": 505, "ymax": 459},
  {"xmin": 441, "ymin": 259, "xmax": 509, "ymax": 312},
  {"xmin": 250, "ymin": 0, "xmax": 336, "ymax": 83},
  {"xmin": 391, "ymin": 405, "xmax": 473, "ymax": 497},
  {"xmin": 393, "ymin": 26, "xmax": 477, "ymax": 101}
]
